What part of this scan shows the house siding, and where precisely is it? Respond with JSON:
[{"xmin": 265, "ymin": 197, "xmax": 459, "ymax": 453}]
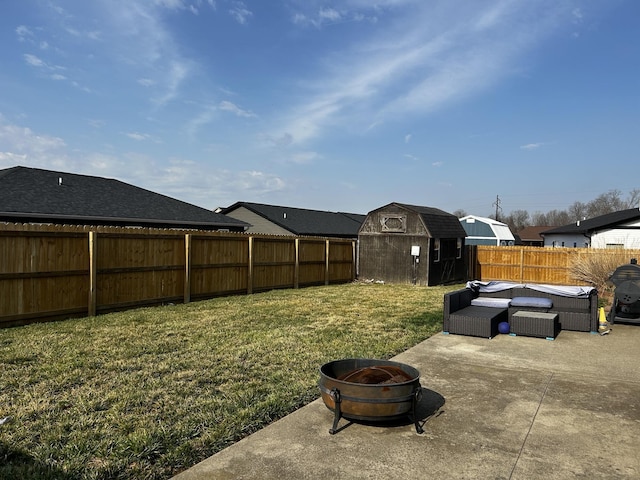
[
  {"xmin": 590, "ymin": 220, "xmax": 640, "ymax": 249},
  {"xmin": 544, "ymin": 234, "xmax": 590, "ymax": 248},
  {"xmin": 224, "ymin": 207, "xmax": 293, "ymax": 235}
]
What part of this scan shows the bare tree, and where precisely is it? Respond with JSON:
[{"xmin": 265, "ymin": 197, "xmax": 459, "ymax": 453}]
[
  {"xmin": 567, "ymin": 201, "xmax": 588, "ymax": 222},
  {"xmin": 531, "ymin": 211, "xmax": 548, "ymax": 226},
  {"xmin": 455, "ymin": 188, "xmax": 640, "ymax": 228},
  {"xmin": 503, "ymin": 209, "xmax": 530, "ymax": 232},
  {"xmin": 544, "ymin": 209, "xmax": 571, "ymax": 227},
  {"xmin": 586, "ymin": 190, "xmax": 625, "ymax": 217},
  {"xmin": 624, "ymin": 189, "xmax": 640, "ymax": 209}
]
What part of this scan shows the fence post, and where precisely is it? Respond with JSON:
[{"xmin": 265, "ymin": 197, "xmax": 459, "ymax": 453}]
[
  {"xmin": 294, "ymin": 238, "xmax": 300, "ymax": 289},
  {"xmin": 325, "ymin": 239, "xmax": 330, "ymax": 285},
  {"xmin": 88, "ymin": 231, "xmax": 97, "ymax": 316},
  {"xmin": 247, "ymin": 236, "xmax": 253, "ymax": 294},
  {"xmin": 184, "ymin": 234, "xmax": 191, "ymax": 303},
  {"xmin": 352, "ymin": 240, "xmax": 357, "ymax": 281}
]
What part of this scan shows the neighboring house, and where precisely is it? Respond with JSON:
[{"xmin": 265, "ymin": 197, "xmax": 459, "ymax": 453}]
[
  {"xmin": 459, "ymin": 215, "xmax": 515, "ymax": 246},
  {"xmin": 0, "ymin": 166, "xmax": 248, "ymax": 231},
  {"xmin": 358, "ymin": 202, "xmax": 467, "ymax": 286},
  {"xmin": 542, "ymin": 208, "xmax": 640, "ymax": 248},
  {"xmin": 218, "ymin": 201, "xmax": 365, "ymax": 238},
  {"xmin": 516, "ymin": 226, "xmax": 553, "ymax": 247}
]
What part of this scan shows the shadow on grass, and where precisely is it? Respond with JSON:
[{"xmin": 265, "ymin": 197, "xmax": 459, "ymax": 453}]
[{"xmin": 0, "ymin": 441, "xmax": 75, "ymax": 480}]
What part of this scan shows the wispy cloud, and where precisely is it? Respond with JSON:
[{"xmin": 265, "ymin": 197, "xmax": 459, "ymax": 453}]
[
  {"xmin": 520, "ymin": 143, "xmax": 544, "ymax": 150},
  {"xmin": 288, "ymin": 151, "xmax": 320, "ymax": 164},
  {"xmin": 23, "ymin": 53, "xmax": 46, "ymax": 68},
  {"xmin": 153, "ymin": 60, "xmax": 191, "ymax": 106},
  {"xmin": 275, "ymin": 1, "xmax": 578, "ymax": 146},
  {"xmin": 184, "ymin": 100, "xmax": 257, "ymax": 139},
  {"xmin": 16, "ymin": 25, "xmax": 33, "ymax": 41},
  {"xmin": 218, "ymin": 100, "xmax": 257, "ymax": 118},
  {"xmin": 0, "ymin": 117, "xmax": 69, "ymax": 170},
  {"xmin": 229, "ymin": 1, "xmax": 253, "ymax": 24},
  {"xmin": 85, "ymin": 1, "xmax": 216, "ymax": 107},
  {"xmin": 125, "ymin": 132, "xmax": 151, "ymax": 141},
  {"xmin": 291, "ymin": 4, "xmax": 377, "ymax": 28}
]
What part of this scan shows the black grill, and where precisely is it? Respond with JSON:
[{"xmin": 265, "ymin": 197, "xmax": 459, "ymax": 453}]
[{"xmin": 609, "ymin": 259, "xmax": 640, "ymax": 325}]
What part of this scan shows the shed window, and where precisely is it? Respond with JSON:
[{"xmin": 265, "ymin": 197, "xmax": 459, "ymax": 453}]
[
  {"xmin": 434, "ymin": 238, "xmax": 440, "ymax": 262},
  {"xmin": 381, "ymin": 215, "xmax": 406, "ymax": 233},
  {"xmin": 456, "ymin": 238, "xmax": 462, "ymax": 259}
]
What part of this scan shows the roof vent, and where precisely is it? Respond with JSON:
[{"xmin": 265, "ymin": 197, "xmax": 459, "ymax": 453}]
[{"xmin": 58, "ymin": 177, "xmax": 63, "ymax": 186}]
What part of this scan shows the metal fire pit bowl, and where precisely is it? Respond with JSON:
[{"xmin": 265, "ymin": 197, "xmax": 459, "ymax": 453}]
[{"xmin": 318, "ymin": 358, "xmax": 423, "ymax": 434}]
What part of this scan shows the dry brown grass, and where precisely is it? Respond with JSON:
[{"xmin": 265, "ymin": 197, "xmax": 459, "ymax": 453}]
[{"xmin": 569, "ymin": 251, "xmax": 638, "ymax": 306}]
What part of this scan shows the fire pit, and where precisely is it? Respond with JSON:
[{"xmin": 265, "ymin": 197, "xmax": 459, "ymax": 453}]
[{"xmin": 318, "ymin": 358, "xmax": 423, "ymax": 434}]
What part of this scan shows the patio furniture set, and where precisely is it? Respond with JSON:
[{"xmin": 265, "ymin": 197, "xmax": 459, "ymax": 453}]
[{"xmin": 443, "ymin": 281, "xmax": 598, "ymax": 340}]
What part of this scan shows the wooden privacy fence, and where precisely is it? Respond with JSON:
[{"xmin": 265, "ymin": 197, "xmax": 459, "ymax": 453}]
[
  {"xmin": 467, "ymin": 245, "xmax": 640, "ymax": 285},
  {"xmin": 0, "ymin": 224, "xmax": 355, "ymax": 327}
]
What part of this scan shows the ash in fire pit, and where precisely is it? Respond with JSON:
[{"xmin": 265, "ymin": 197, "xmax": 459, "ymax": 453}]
[{"xmin": 319, "ymin": 358, "xmax": 423, "ymax": 434}]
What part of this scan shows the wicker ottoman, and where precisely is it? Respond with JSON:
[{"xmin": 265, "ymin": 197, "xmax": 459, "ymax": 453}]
[
  {"xmin": 446, "ymin": 306, "xmax": 507, "ymax": 339},
  {"xmin": 510, "ymin": 311, "xmax": 559, "ymax": 340}
]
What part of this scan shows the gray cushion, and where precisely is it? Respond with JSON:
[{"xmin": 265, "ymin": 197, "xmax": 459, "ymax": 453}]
[
  {"xmin": 471, "ymin": 297, "xmax": 511, "ymax": 308},
  {"xmin": 510, "ymin": 296, "xmax": 553, "ymax": 308}
]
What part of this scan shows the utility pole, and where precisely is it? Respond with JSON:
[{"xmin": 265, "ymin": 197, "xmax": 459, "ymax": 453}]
[{"xmin": 493, "ymin": 195, "xmax": 502, "ymax": 221}]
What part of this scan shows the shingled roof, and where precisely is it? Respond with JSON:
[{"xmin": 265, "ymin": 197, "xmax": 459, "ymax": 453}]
[
  {"xmin": 394, "ymin": 203, "xmax": 467, "ymax": 238},
  {"xmin": 542, "ymin": 208, "xmax": 640, "ymax": 235},
  {"xmin": 220, "ymin": 201, "xmax": 365, "ymax": 237},
  {"xmin": 0, "ymin": 166, "xmax": 248, "ymax": 231}
]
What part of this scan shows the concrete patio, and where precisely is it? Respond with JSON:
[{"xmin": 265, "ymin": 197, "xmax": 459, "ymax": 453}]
[{"xmin": 173, "ymin": 324, "xmax": 640, "ymax": 479}]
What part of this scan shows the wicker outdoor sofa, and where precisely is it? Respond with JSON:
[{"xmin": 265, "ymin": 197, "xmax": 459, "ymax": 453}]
[{"xmin": 443, "ymin": 281, "xmax": 598, "ymax": 339}]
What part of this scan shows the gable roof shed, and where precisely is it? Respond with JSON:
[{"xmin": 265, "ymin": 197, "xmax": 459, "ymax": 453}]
[
  {"xmin": 219, "ymin": 201, "xmax": 365, "ymax": 238},
  {"xmin": 358, "ymin": 202, "xmax": 466, "ymax": 286},
  {"xmin": 0, "ymin": 166, "xmax": 248, "ymax": 231},
  {"xmin": 459, "ymin": 215, "xmax": 515, "ymax": 246}
]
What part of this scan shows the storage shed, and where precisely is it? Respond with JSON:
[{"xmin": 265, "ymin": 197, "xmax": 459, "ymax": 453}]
[
  {"xmin": 358, "ymin": 202, "xmax": 467, "ymax": 286},
  {"xmin": 459, "ymin": 215, "xmax": 515, "ymax": 246}
]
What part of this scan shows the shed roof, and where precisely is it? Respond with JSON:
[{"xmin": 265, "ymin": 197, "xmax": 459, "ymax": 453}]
[
  {"xmin": 392, "ymin": 203, "xmax": 467, "ymax": 238},
  {"xmin": 459, "ymin": 215, "xmax": 515, "ymax": 241},
  {"xmin": 0, "ymin": 166, "xmax": 248, "ymax": 230},
  {"xmin": 220, "ymin": 201, "xmax": 365, "ymax": 237}
]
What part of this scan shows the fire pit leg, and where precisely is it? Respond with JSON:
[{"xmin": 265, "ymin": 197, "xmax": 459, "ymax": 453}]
[
  {"xmin": 329, "ymin": 388, "xmax": 342, "ymax": 435},
  {"xmin": 412, "ymin": 387, "xmax": 424, "ymax": 434}
]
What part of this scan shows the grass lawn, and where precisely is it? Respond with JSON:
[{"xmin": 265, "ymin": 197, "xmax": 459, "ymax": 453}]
[{"xmin": 0, "ymin": 282, "xmax": 460, "ymax": 479}]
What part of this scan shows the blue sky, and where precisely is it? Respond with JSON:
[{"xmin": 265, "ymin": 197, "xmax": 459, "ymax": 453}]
[{"xmin": 1, "ymin": 0, "xmax": 638, "ymax": 217}]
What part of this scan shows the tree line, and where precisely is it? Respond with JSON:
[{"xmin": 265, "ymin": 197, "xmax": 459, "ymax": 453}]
[{"xmin": 454, "ymin": 189, "xmax": 640, "ymax": 233}]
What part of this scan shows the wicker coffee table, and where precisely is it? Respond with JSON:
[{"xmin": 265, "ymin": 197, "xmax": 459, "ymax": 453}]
[{"xmin": 510, "ymin": 311, "xmax": 559, "ymax": 340}]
